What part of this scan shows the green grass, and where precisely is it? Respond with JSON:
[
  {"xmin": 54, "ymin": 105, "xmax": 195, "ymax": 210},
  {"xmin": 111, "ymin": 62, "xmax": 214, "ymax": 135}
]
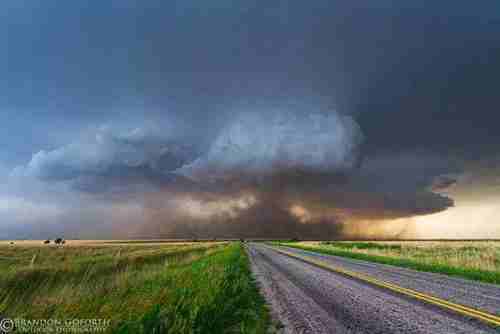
[
  {"xmin": 318, "ymin": 241, "xmax": 402, "ymax": 251},
  {"xmin": 278, "ymin": 242, "xmax": 500, "ymax": 285},
  {"xmin": 0, "ymin": 242, "xmax": 270, "ymax": 333}
]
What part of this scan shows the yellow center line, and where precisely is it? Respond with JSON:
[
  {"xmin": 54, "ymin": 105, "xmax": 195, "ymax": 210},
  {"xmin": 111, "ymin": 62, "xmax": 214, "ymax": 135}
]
[{"xmin": 269, "ymin": 246, "xmax": 500, "ymax": 328}]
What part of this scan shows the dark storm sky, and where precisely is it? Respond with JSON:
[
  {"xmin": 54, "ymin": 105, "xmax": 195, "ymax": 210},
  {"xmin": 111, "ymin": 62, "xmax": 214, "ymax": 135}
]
[{"xmin": 1, "ymin": 1, "xmax": 500, "ymax": 238}]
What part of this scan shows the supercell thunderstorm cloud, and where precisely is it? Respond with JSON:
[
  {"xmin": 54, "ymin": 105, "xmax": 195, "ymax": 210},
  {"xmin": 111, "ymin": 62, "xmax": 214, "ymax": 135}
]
[
  {"xmin": 1, "ymin": 1, "xmax": 500, "ymax": 239},
  {"xmin": 177, "ymin": 109, "xmax": 362, "ymax": 181}
]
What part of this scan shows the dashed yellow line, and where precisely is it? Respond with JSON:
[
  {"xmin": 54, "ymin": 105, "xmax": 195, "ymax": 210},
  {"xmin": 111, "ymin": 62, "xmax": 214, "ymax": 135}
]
[{"xmin": 270, "ymin": 246, "xmax": 500, "ymax": 328}]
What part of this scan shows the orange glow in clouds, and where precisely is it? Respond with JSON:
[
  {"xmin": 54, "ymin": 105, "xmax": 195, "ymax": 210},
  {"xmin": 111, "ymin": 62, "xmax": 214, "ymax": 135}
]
[
  {"xmin": 289, "ymin": 204, "xmax": 312, "ymax": 223},
  {"xmin": 174, "ymin": 194, "xmax": 258, "ymax": 220}
]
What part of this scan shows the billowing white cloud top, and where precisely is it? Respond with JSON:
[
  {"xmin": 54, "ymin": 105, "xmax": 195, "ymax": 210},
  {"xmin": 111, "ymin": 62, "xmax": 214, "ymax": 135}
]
[
  {"xmin": 177, "ymin": 110, "xmax": 362, "ymax": 181},
  {"xmin": 19, "ymin": 124, "xmax": 194, "ymax": 182}
]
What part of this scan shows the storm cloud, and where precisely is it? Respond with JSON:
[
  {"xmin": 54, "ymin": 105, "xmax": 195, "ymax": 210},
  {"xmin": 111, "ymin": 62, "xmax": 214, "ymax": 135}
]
[
  {"xmin": 11, "ymin": 107, "xmax": 457, "ymax": 239},
  {"xmin": 16, "ymin": 123, "xmax": 198, "ymax": 193},
  {"xmin": 178, "ymin": 108, "xmax": 362, "ymax": 181},
  {"xmin": 2, "ymin": 1, "xmax": 499, "ymax": 239}
]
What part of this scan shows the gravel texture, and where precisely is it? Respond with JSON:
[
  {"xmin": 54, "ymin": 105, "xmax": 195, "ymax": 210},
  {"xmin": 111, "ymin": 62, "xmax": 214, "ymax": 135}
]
[
  {"xmin": 282, "ymin": 245, "xmax": 500, "ymax": 316},
  {"xmin": 247, "ymin": 243, "xmax": 499, "ymax": 334}
]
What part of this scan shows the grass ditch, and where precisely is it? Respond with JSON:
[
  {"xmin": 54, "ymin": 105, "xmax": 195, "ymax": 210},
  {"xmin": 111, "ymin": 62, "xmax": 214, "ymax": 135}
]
[
  {"xmin": 318, "ymin": 241, "xmax": 402, "ymax": 251},
  {"xmin": 117, "ymin": 243, "xmax": 270, "ymax": 333}
]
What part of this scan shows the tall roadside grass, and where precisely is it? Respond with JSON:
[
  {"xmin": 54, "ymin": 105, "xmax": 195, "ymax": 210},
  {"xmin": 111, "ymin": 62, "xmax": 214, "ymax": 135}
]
[
  {"xmin": 0, "ymin": 242, "xmax": 269, "ymax": 333},
  {"xmin": 278, "ymin": 241, "xmax": 500, "ymax": 285}
]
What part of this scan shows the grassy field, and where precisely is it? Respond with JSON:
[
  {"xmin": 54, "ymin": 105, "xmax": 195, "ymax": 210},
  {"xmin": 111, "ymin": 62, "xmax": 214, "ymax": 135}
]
[
  {"xmin": 0, "ymin": 241, "xmax": 270, "ymax": 333},
  {"xmin": 278, "ymin": 241, "xmax": 500, "ymax": 285}
]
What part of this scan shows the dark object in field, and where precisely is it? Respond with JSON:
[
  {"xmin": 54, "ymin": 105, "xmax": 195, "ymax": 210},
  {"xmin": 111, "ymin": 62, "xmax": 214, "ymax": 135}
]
[
  {"xmin": 9, "ymin": 241, "xmax": 14, "ymax": 245},
  {"xmin": 61, "ymin": 240, "xmax": 66, "ymax": 244},
  {"xmin": 240, "ymin": 239, "xmax": 246, "ymax": 243},
  {"xmin": 54, "ymin": 238, "xmax": 64, "ymax": 245},
  {"xmin": 44, "ymin": 240, "xmax": 50, "ymax": 244}
]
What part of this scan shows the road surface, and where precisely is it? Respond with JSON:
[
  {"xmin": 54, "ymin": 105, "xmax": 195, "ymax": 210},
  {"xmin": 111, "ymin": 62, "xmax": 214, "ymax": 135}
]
[{"xmin": 247, "ymin": 243, "xmax": 500, "ymax": 334}]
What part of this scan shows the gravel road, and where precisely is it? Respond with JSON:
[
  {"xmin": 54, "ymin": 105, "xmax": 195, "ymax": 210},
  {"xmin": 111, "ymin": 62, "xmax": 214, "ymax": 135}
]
[{"xmin": 247, "ymin": 243, "xmax": 499, "ymax": 334}]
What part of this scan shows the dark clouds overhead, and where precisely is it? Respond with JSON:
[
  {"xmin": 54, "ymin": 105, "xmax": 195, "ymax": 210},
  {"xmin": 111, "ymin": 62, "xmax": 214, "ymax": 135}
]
[
  {"xmin": 1, "ymin": 1, "xmax": 499, "ymax": 238},
  {"xmin": 3, "ymin": 3, "xmax": 500, "ymax": 137}
]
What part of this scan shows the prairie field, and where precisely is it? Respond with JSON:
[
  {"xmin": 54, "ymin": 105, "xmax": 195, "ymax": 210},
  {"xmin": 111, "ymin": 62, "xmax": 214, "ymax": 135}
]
[
  {"xmin": 281, "ymin": 240, "xmax": 500, "ymax": 284},
  {"xmin": 0, "ymin": 241, "xmax": 269, "ymax": 333}
]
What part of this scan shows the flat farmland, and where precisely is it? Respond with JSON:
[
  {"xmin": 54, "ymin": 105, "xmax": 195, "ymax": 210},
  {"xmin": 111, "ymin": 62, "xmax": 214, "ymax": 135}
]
[
  {"xmin": 3, "ymin": 240, "xmax": 500, "ymax": 333},
  {"xmin": 0, "ymin": 241, "xmax": 269, "ymax": 333}
]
